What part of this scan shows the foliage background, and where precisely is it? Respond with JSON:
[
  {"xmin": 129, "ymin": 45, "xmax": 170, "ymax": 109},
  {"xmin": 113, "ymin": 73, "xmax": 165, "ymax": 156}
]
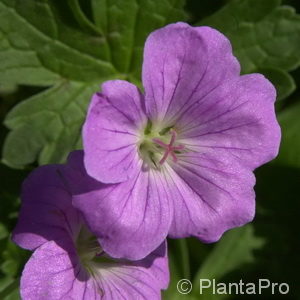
[{"xmin": 0, "ymin": 0, "xmax": 299, "ymax": 299}]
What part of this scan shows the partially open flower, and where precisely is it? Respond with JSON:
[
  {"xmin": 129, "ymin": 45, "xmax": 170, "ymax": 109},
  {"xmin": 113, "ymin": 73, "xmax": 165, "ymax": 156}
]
[
  {"xmin": 12, "ymin": 152, "xmax": 169, "ymax": 299},
  {"xmin": 78, "ymin": 22, "xmax": 281, "ymax": 260}
]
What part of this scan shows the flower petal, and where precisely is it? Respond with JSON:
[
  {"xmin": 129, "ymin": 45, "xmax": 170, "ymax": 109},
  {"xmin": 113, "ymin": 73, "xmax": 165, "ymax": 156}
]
[
  {"xmin": 92, "ymin": 241, "xmax": 169, "ymax": 299},
  {"xmin": 73, "ymin": 167, "xmax": 173, "ymax": 260},
  {"xmin": 177, "ymin": 74, "xmax": 281, "ymax": 169},
  {"xmin": 64, "ymin": 150, "xmax": 105, "ymax": 195},
  {"xmin": 142, "ymin": 22, "xmax": 240, "ymax": 124},
  {"xmin": 12, "ymin": 164, "xmax": 80, "ymax": 251},
  {"xmin": 166, "ymin": 151, "xmax": 256, "ymax": 242},
  {"xmin": 83, "ymin": 80, "xmax": 147, "ymax": 184},
  {"xmin": 20, "ymin": 239, "xmax": 99, "ymax": 300},
  {"xmin": 21, "ymin": 240, "xmax": 169, "ymax": 300}
]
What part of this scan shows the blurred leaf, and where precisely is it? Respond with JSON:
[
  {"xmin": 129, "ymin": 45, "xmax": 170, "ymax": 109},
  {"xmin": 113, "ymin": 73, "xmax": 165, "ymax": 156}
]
[
  {"xmin": 0, "ymin": 278, "xmax": 20, "ymax": 300},
  {"xmin": 0, "ymin": 277, "xmax": 14, "ymax": 293},
  {"xmin": 0, "ymin": 84, "xmax": 17, "ymax": 96},
  {"xmin": 1, "ymin": 0, "xmax": 186, "ymax": 168},
  {"xmin": 185, "ymin": 0, "xmax": 227, "ymax": 23},
  {"xmin": 194, "ymin": 225, "xmax": 264, "ymax": 281},
  {"xmin": 257, "ymin": 68, "xmax": 296, "ymax": 101},
  {"xmin": 0, "ymin": 239, "xmax": 26, "ymax": 300},
  {"xmin": 252, "ymin": 165, "xmax": 300, "ymax": 298},
  {"xmin": 0, "ymin": 164, "xmax": 28, "ymax": 300},
  {"xmin": 0, "ymin": 224, "xmax": 8, "ymax": 241},
  {"xmin": 192, "ymin": 225, "xmax": 264, "ymax": 299},
  {"xmin": 275, "ymin": 101, "xmax": 300, "ymax": 167},
  {"xmin": 4, "ymin": 288, "xmax": 20, "ymax": 300},
  {"xmin": 0, "ymin": 163, "xmax": 27, "ymax": 228},
  {"xmin": 198, "ymin": 0, "xmax": 300, "ymax": 100},
  {"xmin": 199, "ymin": 0, "xmax": 300, "ymax": 72},
  {"xmin": 1, "ymin": 240, "xmax": 29, "ymax": 277}
]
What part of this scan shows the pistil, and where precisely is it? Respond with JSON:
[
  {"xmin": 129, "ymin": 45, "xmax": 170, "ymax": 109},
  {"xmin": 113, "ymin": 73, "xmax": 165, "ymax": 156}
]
[{"xmin": 152, "ymin": 130, "xmax": 185, "ymax": 164}]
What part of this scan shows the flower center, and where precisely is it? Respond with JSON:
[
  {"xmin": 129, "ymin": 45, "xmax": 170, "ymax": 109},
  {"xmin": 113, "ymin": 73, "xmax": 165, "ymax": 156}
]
[
  {"xmin": 76, "ymin": 226, "xmax": 114, "ymax": 277},
  {"xmin": 152, "ymin": 130, "xmax": 185, "ymax": 164},
  {"xmin": 139, "ymin": 121, "xmax": 185, "ymax": 168}
]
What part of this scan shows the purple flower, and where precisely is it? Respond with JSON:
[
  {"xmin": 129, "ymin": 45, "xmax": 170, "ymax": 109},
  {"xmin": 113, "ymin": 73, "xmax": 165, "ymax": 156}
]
[
  {"xmin": 12, "ymin": 151, "xmax": 169, "ymax": 300},
  {"xmin": 77, "ymin": 22, "xmax": 281, "ymax": 260}
]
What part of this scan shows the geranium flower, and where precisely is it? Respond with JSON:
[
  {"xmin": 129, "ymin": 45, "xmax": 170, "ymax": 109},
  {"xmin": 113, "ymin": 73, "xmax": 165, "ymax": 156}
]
[
  {"xmin": 77, "ymin": 22, "xmax": 281, "ymax": 260},
  {"xmin": 12, "ymin": 151, "xmax": 169, "ymax": 300}
]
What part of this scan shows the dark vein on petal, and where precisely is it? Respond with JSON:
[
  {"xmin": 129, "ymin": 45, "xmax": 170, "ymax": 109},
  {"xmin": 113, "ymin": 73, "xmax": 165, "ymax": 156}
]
[
  {"xmin": 178, "ymin": 158, "xmax": 236, "ymax": 177},
  {"xmin": 104, "ymin": 275, "xmax": 127, "ymax": 300},
  {"xmin": 124, "ymin": 90, "xmax": 145, "ymax": 122},
  {"xmin": 107, "ymin": 99, "xmax": 136, "ymax": 125},
  {"xmin": 111, "ymin": 268, "xmax": 158, "ymax": 296},
  {"xmin": 150, "ymin": 170, "xmax": 165, "ymax": 237},
  {"xmin": 177, "ymin": 164, "xmax": 233, "ymax": 199},
  {"xmin": 82, "ymin": 280, "xmax": 88, "ymax": 299},
  {"xmin": 187, "ymin": 120, "xmax": 261, "ymax": 139},
  {"xmin": 101, "ymin": 143, "xmax": 136, "ymax": 152},
  {"xmin": 167, "ymin": 60, "xmax": 209, "ymax": 124},
  {"xmin": 171, "ymin": 166, "xmax": 218, "ymax": 214},
  {"xmin": 49, "ymin": 266, "xmax": 74, "ymax": 276},
  {"xmin": 108, "ymin": 271, "xmax": 149, "ymax": 299},
  {"xmin": 170, "ymin": 83, "xmax": 221, "ymax": 126},
  {"xmin": 182, "ymin": 100, "xmax": 250, "ymax": 133},
  {"xmin": 107, "ymin": 149, "xmax": 134, "ymax": 171},
  {"xmin": 131, "ymin": 172, "xmax": 149, "ymax": 236},
  {"xmin": 163, "ymin": 40, "xmax": 187, "ymax": 119},
  {"xmin": 108, "ymin": 170, "xmax": 142, "ymax": 230},
  {"xmin": 164, "ymin": 167, "xmax": 200, "ymax": 230},
  {"xmin": 58, "ymin": 266, "xmax": 81, "ymax": 300},
  {"xmin": 101, "ymin": 128, "xmax": 138, "ymax": 136}
]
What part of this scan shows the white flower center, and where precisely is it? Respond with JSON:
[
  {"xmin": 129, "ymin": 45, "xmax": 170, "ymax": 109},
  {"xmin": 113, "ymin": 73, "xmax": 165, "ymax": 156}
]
[{"xmin": 138, "ymin": 121, "xmax": 185, "ymax": 169}]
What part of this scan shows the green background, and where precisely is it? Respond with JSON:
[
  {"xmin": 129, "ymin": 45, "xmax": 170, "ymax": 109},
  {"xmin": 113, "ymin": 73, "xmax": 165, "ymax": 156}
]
[{"xmin": 0, "ymin": 0, "xmax": 300, "ymax": 299}]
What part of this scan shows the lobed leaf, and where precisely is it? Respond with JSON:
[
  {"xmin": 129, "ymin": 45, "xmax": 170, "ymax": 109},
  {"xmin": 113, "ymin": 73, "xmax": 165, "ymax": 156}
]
[
  {"xmin": 198, "ymin": 0, "xmax": 300, "ymax": 100},
  {"xmin": 1, "ymin": 0, "xmax": 186, "ymax": 168}
]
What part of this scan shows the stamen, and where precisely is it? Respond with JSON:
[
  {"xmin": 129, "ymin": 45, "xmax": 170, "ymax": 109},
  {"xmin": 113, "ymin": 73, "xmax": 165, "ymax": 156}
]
[
  {"xmin": 152, "ymin": 130, "xmax": 184, "ymax": 164},
  {"xmin": 95, "ymin": 250, "xmax": 105, "ymax": 257}
]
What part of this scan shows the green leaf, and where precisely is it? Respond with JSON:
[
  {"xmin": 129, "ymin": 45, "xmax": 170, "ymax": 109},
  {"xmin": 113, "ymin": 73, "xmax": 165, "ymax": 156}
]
[
  {"xmin": 192, "ymin": 225, "xmax": 264, "ymax": 299},
  {"xmin": 0, "ymin": 0, "xmax": 115, "ymax": 85},
  {"xmin": 0, "ymin": 278, "xmax": 20, "ymax": 300},
  {"xmin": 3, "ymin": 82, "xmax": 99, "ymax": 167},
  {"xmin": 0, "ymin": 277, "xmax": 14, "ymax": 294},
  {"xmin": 66, "ymin": 0, "xmax": 102, "ymax": 35},
  {"xmin": 1, "ymin": 0, "xmax": 186, "ymax": 168},
  {"xmin": 275, "ymin": 101, "xmax": 300, "ymax": 167},
  {"xmin": 1, "ymin": 240, "xmax": 29, "ymax": 277},
  {"xmin": 90, "ymin": 0, "xmax": 187, "ymax": 77},
  {"xmin": 198, "ymin": 0, "xmax": 300, "ymax": 99},
  {"xmin": 0, "ymin": 239, "xmax": 28, "ymax": 300},
  {"xmin": 0, "ymin": 224, "xmax": 8, "ymax": 241}
]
